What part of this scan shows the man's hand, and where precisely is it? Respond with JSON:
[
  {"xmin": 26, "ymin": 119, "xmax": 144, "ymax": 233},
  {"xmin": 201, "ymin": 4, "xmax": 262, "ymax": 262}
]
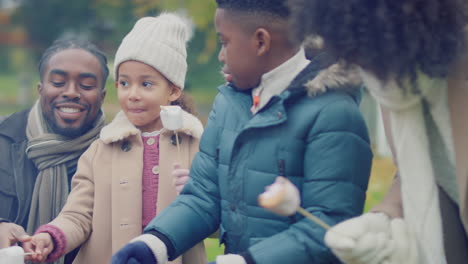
[
  {"xmin": 111, "ymin": 241, "xmax": 157, "ymax": 264},
  {"xmin": 0, "ymin": 222, "xmax": 31, "ymax": 248},
  {"xmin": 172, "ymin": 163, "xmax": 190, "ymax": 194}
]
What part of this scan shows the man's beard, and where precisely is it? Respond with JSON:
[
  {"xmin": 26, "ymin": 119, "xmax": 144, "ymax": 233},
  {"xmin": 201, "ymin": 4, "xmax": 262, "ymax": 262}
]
[{"xmin": 43, "ymin": 112, "xmax": 94, "ymax": 138}]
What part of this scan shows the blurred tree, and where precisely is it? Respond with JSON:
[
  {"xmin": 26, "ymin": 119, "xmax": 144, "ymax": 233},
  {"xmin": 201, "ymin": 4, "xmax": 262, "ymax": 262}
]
[
  {"xmin": 118, "ymin": 0, "xmax": 218, "ymax": 63},
  {"xmin": 90, "ymin": 0, "xmax": 143, "ymax": 52},
  {"xmin": 12, "ymin": 0, "xmax": 218, "ymax": 61},
  {"xmin": 13, "ymin": 0, "xmax": 96, "ymax": 58}
]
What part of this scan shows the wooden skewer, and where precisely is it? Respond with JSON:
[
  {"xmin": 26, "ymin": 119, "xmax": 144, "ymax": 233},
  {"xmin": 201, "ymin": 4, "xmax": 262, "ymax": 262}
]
[
  {"xmin": 297, "ymin": 207, "xmax": 331, "ymax": 230},
  {"xmin": 175, "ymin": 131, "xmax": 181, "ymax": 163}
]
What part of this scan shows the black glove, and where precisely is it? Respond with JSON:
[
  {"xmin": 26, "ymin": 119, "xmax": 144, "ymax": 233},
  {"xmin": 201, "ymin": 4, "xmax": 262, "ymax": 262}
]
[{"xmin": 111, "ymin": 241, "xmax": 156, "ymax": 264}]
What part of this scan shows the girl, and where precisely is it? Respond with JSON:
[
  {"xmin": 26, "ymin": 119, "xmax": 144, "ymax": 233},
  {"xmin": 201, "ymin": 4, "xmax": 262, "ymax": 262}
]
[
  {"xmin": 288, "ymin": 0, "xmax": 467, "ymax": 263},
  {"xmin": 25, "ymin": 13, "xmax": 206, "ymax": 264}
]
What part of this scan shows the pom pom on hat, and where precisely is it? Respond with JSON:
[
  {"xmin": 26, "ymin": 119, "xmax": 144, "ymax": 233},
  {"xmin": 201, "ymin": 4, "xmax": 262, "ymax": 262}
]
[{"xmin": 114, "ymin": 12, "xmax": 193, "ymax": 89}]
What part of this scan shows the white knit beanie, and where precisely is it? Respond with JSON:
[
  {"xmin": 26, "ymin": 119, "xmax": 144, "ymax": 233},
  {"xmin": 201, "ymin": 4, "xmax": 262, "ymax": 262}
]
[{"xmin": 114, "ymin": 12, "xmax": 191, "ymax": 89}]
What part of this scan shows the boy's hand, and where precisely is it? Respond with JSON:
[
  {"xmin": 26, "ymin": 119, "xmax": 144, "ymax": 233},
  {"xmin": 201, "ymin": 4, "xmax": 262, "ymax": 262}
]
[
  {"xmin": 172, "ymin": 163, "xmax": 190, "ymax": 194},
  {"xmin": 111, "ymin": 241, "xmax": 157, "ymax": 264},
  {"xmin": 0, "ymin": 222, "xmax": 31, "ymax": 248},
  {"xmin": 23, "ymin": 233, "xmax": 54, "ymax": 262},
  {"xmin": 324, "ymin": 213, "xmax": 392, "ymax": 264}
]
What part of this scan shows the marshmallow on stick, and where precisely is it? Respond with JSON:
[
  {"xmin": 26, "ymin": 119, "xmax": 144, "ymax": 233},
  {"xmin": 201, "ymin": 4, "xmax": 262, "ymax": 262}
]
[
  {"xmin": 258, "ymin": 176, "xmax": 330, "ymax": 230},
  {"xmin": 0, "ymin": 246, "xmax": 26, "ymax": 264},
  {"xmin": 160, "ymin": 105, "xmax": 183, "ymax": 130},
  {"xmin": 160, "ymin": 105, "xmax": 184, "ymax": 162}
]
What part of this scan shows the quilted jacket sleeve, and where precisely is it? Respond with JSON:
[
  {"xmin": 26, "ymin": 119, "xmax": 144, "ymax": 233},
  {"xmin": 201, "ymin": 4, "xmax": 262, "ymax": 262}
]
[{"xmin": 247, "ymin": 97, "xmax": 373, "ymax": 263}]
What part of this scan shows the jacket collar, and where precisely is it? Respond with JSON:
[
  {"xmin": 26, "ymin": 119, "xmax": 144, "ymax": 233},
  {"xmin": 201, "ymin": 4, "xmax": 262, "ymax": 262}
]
[
  {"xmin": 216, "ymin": 52, "xmax": 363, "ymax": 122},
  {"xmin": 292, "ymin": 52, "xmax": 362, "ymax": 98},
  {"xmin": 255, "ymin": 49, "xmax": 310, "ymax": 96},
  {"xmin": 220, "ymin": 52, "xmax": 362, "ymax": 100},
  {"xmin": 0, "ymin": 109, "xmax": 30, "ymax": 142},
  {"xmin": 100, "ymin": 109, "xmax": 203, "ymax": 144}
]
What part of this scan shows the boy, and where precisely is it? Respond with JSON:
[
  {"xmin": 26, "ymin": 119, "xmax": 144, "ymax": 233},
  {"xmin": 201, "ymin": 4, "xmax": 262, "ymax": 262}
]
[{"xmin": 112, "ymin": 1, "xmax": 372, "ymax": 263}]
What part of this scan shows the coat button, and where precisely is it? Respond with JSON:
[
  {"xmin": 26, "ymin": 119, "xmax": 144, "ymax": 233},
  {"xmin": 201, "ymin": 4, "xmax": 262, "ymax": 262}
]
[
  {"xmin": 121, "ymin": 141, "xmax": 131, "ymax": 152},
  {"xmin": 146, "ymin": 138, "xmax": 155, "ymax": 145},
  {"xmin": 152, "ymin": 165, "xmax": 159, "ymax": 175},
  {"xmin": 171, "ymin": 134, "xmax": 182, "ymax": 145},
  {"xmin": 229, "ymin": 204, "xmax": 236, "ymax": 211},
  {"xmin": 277, "ymin": 111, "xmax": 283, "ymax": 119},
  {"xmin": 119, "ymin": 179, "xmax": 128, "ymax": 185}
]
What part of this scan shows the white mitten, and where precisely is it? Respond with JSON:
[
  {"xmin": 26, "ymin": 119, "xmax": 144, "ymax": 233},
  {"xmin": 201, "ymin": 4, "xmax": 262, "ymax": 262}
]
[
  {"xmin": 215, "ymin": 254, "xmax": 247, "ymax": 264},
  {"xmin": 387, "ymin": 218, "xmax": 419, "ymax": 264},
  {"xmin": 324, "ymin": 213, "xmax": 393, "ymax": 264}
]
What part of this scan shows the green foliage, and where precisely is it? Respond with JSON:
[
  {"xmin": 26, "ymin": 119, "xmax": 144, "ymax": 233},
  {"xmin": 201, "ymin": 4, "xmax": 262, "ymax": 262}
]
[
  {"xmin": 158, "ymin": 0, "xmax": 218, "ymax": 62},
  {"xmin": 204, "ymin": 238, "xmax": 225, "ymax": 262},
  {"xmin": 11, "ymin": 0, "xmax": 220, "ymax": 68}
]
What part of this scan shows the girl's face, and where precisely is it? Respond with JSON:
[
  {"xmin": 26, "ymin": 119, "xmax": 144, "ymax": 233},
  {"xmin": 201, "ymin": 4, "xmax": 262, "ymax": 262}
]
[{"xmin": 117, "ymin": 60, "xmax": 181, "ymax": 132}]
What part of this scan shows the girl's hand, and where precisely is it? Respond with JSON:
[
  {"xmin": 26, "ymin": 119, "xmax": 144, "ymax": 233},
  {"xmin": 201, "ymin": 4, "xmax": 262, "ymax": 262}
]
[
  {"xmin": 25, "ymin": 233, "xmax": 54, "ymax": 262},
  {"xmin": 172, "ymin": 163, "xmax": 190, "ymax": 194}
]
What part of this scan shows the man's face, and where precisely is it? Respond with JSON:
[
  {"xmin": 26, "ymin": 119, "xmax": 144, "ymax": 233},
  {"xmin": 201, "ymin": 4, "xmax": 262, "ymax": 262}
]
[
  {"xmin": 215, "ymin": 8, "xmax": 264, "ymax": 90},
  {"xmin": 38, "ymin": 48, "xmax": 106, "ymax": 138}
]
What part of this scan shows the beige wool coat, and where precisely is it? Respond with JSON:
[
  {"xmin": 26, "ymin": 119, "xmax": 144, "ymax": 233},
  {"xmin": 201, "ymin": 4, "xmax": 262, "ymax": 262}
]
[{"xmin": 48, "ymin": 110, "xmax": 206, "ymax": 264}]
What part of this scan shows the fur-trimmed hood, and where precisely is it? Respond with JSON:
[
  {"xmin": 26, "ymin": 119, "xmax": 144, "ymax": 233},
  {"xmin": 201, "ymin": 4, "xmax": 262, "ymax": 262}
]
[
  {"xmin": 100, "ymin": 110, "xmax": 204, "ymax": 144},
  {"xmin": 304, "ymin": 60, "xmax": 363, "ymax": 97}
]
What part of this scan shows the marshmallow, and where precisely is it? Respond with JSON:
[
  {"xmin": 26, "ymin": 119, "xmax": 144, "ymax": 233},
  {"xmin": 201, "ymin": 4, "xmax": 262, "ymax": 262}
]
[
  {"xmin": 0, "ymin": 246, "xmax": 25, "ymax": 264},
  {"xmin": 160, "ymin": 105, "xmax": 183, "ymax": 131},
  {"xmin": 258, "ymin": 176, "xmax": 300, "ymax": 216}
]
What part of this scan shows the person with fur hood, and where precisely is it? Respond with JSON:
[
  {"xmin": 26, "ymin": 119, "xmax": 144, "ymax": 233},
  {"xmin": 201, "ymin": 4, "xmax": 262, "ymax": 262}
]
[
  {"xmin": 111, "ymin": 1, "xmax": 372, "ymax": 264},
  {"xmin": 288, "ymin": 0, "xmax": 468, "ymax": 263},
  {"xmin": 22, "ymin": 13, "xmax": 206, "ymax": 264}
]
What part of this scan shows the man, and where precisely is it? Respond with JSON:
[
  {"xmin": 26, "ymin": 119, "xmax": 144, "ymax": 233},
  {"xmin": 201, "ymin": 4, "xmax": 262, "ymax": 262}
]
[{"xmin": 0, "ymin": 39, "xmax": 108, "ymax": 262}]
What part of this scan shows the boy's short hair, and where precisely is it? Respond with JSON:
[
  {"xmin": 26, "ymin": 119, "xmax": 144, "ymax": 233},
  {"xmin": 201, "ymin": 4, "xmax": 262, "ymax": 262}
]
[
  {"xmin": 38, "ymin": 38, "xmax": 109, "ymax": 89},
  {"xmin": 216, "ymin": 0, "xmax": 289, "ymax": 18}
]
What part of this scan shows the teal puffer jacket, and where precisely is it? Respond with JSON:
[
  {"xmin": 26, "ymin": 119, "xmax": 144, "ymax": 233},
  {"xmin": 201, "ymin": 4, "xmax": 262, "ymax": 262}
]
[{"xmin": 146, "ymin": 58, "xmax": 373, "ymax": 263}]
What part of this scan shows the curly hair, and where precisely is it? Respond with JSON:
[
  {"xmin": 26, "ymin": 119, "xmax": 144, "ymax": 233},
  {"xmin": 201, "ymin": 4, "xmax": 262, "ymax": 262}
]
[
  {"xmin": 171, "ymin": 92, "xmax": 198, "ymax": 116},
  {"xmin": 216, "ymin": 0, "xmax": 290, "ymax": 18},
  {"xmin": 288, "ymin": 0, "xmax": 466, "ymax": 86}
]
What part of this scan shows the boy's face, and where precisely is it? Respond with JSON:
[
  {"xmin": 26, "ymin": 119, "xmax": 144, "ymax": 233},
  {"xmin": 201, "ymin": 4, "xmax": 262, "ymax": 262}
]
[{"xmin": 215, "ymin": 8, "xmax": 264, "ymax": 90}]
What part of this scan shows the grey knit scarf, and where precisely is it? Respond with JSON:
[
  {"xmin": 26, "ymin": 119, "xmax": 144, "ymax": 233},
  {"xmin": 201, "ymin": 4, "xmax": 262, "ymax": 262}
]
[{"xmin": 25, "ymin": 101, "xmax": 104, "ymax": 263}]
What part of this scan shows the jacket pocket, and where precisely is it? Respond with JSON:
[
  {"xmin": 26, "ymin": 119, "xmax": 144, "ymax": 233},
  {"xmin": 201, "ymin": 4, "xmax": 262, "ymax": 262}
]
[
  {"xmin": 218, "ymin": 224, "xmax": 227, "ymax": 246},
  {"xmin": 0, "ymin": 168, "xmax": 16, "ymax": 219},
  {"xmin": 277, "ymin": 138, "xmax": 305, "ymax": 177}
]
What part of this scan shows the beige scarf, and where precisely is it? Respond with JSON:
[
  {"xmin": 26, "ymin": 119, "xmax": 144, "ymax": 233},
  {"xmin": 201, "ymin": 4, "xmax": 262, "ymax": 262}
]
[
  {"xmin": 25, "ymin": 101, "xmax": 104, "ymax": 263},
  {"xmin": 360, "ymin": 70, "xmax": 450, "ymax": 264}
]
